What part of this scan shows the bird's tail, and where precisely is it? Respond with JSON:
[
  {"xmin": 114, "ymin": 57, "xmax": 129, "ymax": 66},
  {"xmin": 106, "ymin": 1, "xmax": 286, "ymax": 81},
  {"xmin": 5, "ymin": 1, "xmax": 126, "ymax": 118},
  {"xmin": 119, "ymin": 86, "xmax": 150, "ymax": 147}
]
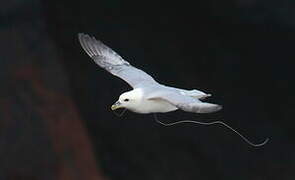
[{"xmin": 195, "ymin": 102, "xmax": 222, "ymax": 113}]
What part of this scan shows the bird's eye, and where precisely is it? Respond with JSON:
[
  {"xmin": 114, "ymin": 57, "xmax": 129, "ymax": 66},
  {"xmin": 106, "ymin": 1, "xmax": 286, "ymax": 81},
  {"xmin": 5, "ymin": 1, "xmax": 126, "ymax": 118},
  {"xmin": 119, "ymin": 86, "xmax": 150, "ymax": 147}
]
[{"xmin": 124, "ymin": 99, "xmax": 129, "ymax": 102}]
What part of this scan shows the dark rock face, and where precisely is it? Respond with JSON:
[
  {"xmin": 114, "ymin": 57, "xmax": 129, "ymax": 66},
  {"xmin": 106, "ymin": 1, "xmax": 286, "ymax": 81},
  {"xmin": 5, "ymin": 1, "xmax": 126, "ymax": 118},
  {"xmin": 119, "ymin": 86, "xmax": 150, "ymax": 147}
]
[{"xmin": 1, "ymin": 0, "xmax": 294, "ymax": 179}]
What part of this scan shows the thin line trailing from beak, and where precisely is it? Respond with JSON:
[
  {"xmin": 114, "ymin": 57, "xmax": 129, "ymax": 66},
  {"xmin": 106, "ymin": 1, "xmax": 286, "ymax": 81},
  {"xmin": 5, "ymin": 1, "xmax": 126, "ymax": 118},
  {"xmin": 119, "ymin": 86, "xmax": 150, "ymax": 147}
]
[
  {"xmin": 153, "ymin": 114, "xmax": 269, "ymax": 147},
  {"xmin": 113, "ymin": 108, "xmax": 127, "ymax": 117}
]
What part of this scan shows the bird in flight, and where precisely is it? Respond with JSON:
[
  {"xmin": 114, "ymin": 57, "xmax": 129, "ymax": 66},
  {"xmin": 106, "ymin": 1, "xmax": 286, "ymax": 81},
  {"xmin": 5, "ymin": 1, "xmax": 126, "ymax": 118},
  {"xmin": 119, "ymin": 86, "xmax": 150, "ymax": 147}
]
[
  {"xmin": 78, "ymin": 33, "xmax": 268, "ymax": 147},
  {"xmin": 78, "ymin": 33, "xmax": 222, "ymax": 114}
]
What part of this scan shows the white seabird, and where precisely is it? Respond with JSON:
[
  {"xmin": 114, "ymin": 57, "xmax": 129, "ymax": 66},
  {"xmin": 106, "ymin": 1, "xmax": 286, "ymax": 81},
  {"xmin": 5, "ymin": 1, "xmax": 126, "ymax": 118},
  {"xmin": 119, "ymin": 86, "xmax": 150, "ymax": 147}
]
[{"xmin": 78, "ymin": 33, "xmax": 222, "ymax": 114}]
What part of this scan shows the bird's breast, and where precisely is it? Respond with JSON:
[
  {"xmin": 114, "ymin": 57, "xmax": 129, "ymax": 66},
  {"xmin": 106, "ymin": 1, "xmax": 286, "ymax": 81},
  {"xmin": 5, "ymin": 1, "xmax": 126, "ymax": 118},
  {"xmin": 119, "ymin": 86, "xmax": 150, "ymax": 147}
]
[{"xmin": 130, "ymin": 99, "xmax": 178, "ymax": 114}]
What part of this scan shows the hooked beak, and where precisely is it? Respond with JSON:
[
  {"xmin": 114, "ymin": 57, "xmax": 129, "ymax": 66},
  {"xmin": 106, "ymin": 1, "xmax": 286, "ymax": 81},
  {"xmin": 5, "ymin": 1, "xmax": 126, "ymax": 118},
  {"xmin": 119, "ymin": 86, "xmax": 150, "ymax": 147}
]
[{"xmin": 111, "ymin": 101, "xmax": 123, "ymax": 110}]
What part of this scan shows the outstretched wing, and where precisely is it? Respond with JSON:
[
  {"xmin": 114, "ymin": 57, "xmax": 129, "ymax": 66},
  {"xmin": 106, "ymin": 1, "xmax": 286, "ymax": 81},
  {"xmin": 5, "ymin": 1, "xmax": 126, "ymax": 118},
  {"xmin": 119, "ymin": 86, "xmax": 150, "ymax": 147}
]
[
  {"xmin": 78, "ymin": 33, "xmax": 157, "ymax": 88},
  {"xmin": 148, "ymin": 90, "xmax": 222, "ymax": 113}
]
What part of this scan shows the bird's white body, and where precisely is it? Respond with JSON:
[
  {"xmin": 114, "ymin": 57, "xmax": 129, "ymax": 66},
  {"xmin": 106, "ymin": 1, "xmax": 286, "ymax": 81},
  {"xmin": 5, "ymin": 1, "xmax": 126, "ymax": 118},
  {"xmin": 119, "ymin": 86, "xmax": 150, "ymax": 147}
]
[
  {"xmin": 117, "ymin": 87, "xmax": 214, "ymax": 114},
  {"xmin": 131, "ymin": 98, "xmax": 178, "ymax": 114},
  {"xmin": 127, "ymin": 90, "xmax": 178, "ymax": 114},
  {"xmin": 116, "ymin": 88, "xmax": 177, "ymax": 113}
]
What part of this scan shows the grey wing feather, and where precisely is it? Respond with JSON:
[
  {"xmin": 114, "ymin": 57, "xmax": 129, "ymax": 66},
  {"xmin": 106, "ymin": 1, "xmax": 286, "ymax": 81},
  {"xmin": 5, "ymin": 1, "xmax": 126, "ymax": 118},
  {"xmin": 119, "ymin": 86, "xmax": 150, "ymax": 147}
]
[
  {"xmin": 78, "ymin": 33, "xmax": 157, "ymax": 88},
  {"xmin": 148, "ymin": 90, "xmax": 222, "ymax": 113}
]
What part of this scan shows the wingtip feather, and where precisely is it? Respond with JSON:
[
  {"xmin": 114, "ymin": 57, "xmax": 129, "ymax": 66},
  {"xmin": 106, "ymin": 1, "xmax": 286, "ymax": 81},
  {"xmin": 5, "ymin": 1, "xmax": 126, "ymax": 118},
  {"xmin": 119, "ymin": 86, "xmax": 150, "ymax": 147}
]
[{"xmin": 78, "ymin": 33, "xmax": 97, "ymax": 57}]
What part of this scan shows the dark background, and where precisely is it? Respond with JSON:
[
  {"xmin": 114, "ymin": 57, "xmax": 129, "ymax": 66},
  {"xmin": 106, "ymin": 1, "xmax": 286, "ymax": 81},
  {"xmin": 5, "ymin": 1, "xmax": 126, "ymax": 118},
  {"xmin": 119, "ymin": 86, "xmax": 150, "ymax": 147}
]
[{"xmin": 1, "ymin": 0, "xmax": 295, "ymax": 179}]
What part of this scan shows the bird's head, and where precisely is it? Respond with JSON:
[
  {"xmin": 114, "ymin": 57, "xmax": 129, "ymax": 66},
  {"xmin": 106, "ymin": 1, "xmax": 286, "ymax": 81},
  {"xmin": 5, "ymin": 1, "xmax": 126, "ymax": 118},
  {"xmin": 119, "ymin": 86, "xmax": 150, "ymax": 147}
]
[{"xmin": 111, "ymin": 89, "xmax": 143, "ymax": 111}]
